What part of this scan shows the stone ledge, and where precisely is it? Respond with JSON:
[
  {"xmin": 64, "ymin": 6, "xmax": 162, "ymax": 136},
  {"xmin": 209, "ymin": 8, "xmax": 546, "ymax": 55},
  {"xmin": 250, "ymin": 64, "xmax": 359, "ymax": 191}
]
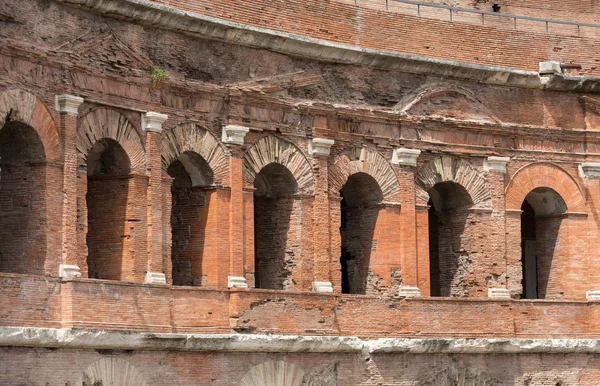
[
  {"xmin": 57, "ymin": 0, "xmax": 600, "ymax": 93},
  {"xmin": 5, "ymin": 327, "xmax": 600, "ymax": 354}
]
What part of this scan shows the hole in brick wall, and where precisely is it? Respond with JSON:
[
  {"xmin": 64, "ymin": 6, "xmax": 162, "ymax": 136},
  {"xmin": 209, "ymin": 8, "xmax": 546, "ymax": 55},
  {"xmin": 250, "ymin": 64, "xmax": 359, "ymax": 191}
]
[
  {"xmin": 0, "ymin": 121, "xmax": 47, "ymax": 274},
  {"xmin": 520, "ymin": 187, "xmax": 565, "ymax": 300},
  {"xmin": 492, "ymin": 4, "xmax": 501, "ymax": 12},
  {"xmin": 339, "ymin": 172, "xmax": 383, "ymax": 295},
  {"xmin": 86, "ymin": 139, "xmax": 132, "ymax": 280},
  {"xmin": 254, "ymin": 163, "xmax": 299, "ymax": 290},
  {"xmin": 168, "ymin": 152, "xmax": 214, "ymax": 286},
  {"xmin": 427, "ymin": 181, "xmax": 472, "ymax": 297}
]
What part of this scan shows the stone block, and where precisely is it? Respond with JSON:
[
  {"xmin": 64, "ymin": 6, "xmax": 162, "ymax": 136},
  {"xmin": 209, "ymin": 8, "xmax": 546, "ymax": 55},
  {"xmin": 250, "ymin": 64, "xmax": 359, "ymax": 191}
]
[
  {"xmin": 309, "ymin": 138, "xmax": 334, "ymax": 157},
  {"xmin": 398, "ymin": 286, "xmax": 421, "ymax": 297},
  {"xmin": 488, "ymin": 288, "xmax": 511, "ymax": 299},
  {"xmin": 229, "ymin": 276, "xmax": 249, "ymax": 289},
  {"xmin": 222, "ymin": 125, "xmax": 250, "ymax": 146},
  {"xmin": 59, "ymin": 264, "xmax": 81, "ymax": 279},
  {"xmin": 144, "ymin": 272, "xmax": 167, "ymax": 284},
  {"xmin": 392, "ymin": 148, "xmax": 421, "ymax": 167},
  {"xmin": 312, "ymin": 281, "xmax": 333, "ymax": 293},
  {"xmin": 484, "ymin": 156, "xmax": 510, "ymax": 174},
  {"xmin": 539, "ymin": 61, "xmax": 561, "ymax": 75}
]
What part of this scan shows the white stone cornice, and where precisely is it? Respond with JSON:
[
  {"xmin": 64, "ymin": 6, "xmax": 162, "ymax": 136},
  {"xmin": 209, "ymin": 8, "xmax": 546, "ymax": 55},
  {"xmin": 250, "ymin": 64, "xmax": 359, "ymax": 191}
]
[
  {"xmin": 143, "ymin": 112, "xmax": 168, "ymax": 133},
  {"xmin": 308, "ymin": 138, "xmax": 334, "ymax": 157},
  {"xmin": 484, "ymin": 156, "xmax": 510, "ymax": 174},
  {"xmin": 54, "ymin": 95, "xmax": 84, "ymax": 116},
  {"xmin": 392, "ymin": 148, "xmax": 421, "ymax": 167},
  {"xmin": 579, "ymin": 162, "xmax": 600, "ymax": 178},
  {"xmin": 6, "ymin": 327, "xmax": 600, "ymax": 354},
  {"xmin": 222, "ymin": 125, "xmax": 250, "ymax": 146}
]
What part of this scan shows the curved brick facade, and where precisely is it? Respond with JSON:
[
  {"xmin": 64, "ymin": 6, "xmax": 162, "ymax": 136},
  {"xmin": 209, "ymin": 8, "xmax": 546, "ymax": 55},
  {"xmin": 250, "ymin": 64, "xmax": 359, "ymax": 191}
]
[{"xmin": 3, "ymin": 0, "xmax": 600, "ymax": 384}]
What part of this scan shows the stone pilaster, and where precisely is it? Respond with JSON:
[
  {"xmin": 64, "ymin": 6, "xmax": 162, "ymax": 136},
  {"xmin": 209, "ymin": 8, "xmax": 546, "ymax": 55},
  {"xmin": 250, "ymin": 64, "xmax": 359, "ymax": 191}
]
[
  {"xmin": 485, "ymin": 156, "xmax": 509, "ymax": 293},
  {"xmin": 223, "ymin": 125, "xmax": 250, "ymax": 288},
  {"xmin": 143, "ymin": 112, "xmax": 168, "ymax": 284},
  {"xmin": 55, "ymin": 94, "xmax": 84, "ymax": 279}
]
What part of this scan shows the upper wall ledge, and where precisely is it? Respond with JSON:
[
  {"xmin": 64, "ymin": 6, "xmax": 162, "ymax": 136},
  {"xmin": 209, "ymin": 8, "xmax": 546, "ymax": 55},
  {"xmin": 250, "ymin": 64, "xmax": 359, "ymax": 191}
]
[{"xmin": 58, "ymin": 0, "xmax": 600, "ymax": 93}]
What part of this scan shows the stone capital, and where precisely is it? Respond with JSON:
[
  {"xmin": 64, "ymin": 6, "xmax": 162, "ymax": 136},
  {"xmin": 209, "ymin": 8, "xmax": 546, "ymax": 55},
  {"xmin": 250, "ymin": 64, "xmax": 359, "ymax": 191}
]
[
  {"xmin": 143, "ymin": 112, "xmax": 168, "ymax": 133},
  {"xmin": 484, "ymin": 156, "xmax": 510, "ymax": 174},
  {"xmin": 228, "ymin": 276, "xmax": 249, "ymax": 289},
  {"xmin": 488, "ymin": 288, "xmax": 511, "ymax": 299},
  {"xmin": 309, "ymin": 137, "xmax": 334, "ymax": 157},
  {"xmin": 398, "ymin": 286, "xmax": 421, "ymax": 298},
  {"xmin": 144, "ymin": 272, "xmax": 167, "ymax": 284},
  {"xmin": 312, "ymin": 281, "xmax": 333, "ymax": 293},
  {"xmin": 222, "ymin": 125, "xmax": 250, "ymax": 146},
  {"xmin": 539, "ymin": 61, "xmax": 561, "ymax": 75},
  {"xmin": 54, "ymin": 95, "xmax": 84, "ymax": 116},
  {"xmin": 59, "ymin": 264, "xmax": 81, "ymax": 279},
  {"xmin": 392, "ymin": 148, "xmax": 421, "ymax": 167},
  {"xmin": 579, "ymin": 162, "xmax": 600, "ymax": 178}
]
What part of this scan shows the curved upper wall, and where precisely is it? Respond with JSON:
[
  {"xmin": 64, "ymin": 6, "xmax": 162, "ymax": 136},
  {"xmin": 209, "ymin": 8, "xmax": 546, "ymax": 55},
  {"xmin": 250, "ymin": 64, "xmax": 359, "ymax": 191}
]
[{"xmin": 129, "ymin": 0, "xmax": 600, "ymax": 76}]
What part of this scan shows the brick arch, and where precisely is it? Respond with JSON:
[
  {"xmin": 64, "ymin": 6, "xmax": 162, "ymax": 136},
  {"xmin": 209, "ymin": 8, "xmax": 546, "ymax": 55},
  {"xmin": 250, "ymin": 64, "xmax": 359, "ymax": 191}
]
[
  {"xmin": 415, "ymin": 156, "xmax": 491, "ymax": 207},
  {"xmin": 505, "ymin": 162, "xmax": 586, "ymax": 213},
  {"xmin": 162, "ymin": 122, "xmax": 229, "ymax": 186},
  {"xmin": 80, "ymin": 357, "xmax": 148, "ymax": 386},
  {"xmin": 243, "ymin": 135, "xmax": 314, "ymax": 194},
  {"xmin": 329, "ymin": 147, "xmax": 400, "ymax": 202},
  {"xmin": 240, "ymin": 360, "xmax": 305, "ymax": 386},
  {"xmin": 395, "ymin": 84, "xmax": 500, "ymax": 123},
  {"xmin": 0, "ymin": 89, "xmax": 61, "ymax": 162},
  {"xmin": 77, "ymin": 108, "xmax": 145, "ymax": 173}
]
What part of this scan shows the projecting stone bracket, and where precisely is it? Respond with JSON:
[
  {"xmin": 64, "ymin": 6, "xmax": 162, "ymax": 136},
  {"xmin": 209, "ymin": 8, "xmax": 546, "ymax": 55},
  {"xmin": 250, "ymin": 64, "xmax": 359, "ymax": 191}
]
[
  {"xmin": 484, "ymin": 156, "xmax": 509, "ymax": 174},
  {"xmin": 579, "ymin": 163, "xmax": 600, "ymax": 178},
  {"xmin": 144, "ymin": 272, "xmax": 167, "ymax": 284},
  {"xmin": 398, "ymin": 286, "xmax": 421, "ymax": 297},
  {"xmin": 58, "ymin": 264, "xmax": 81, "ymax": 279},
  {"xmin": 539, "ymin": 61, "xmax": 561, "ymax": 75},
  {"xmin": 488, "ymin": 288, "xmax": 511, "ymax": 299},
  {"xmin": 308, "ymin": 138, "xmax": 334, "ymax": 157},
  {"xmin": 392, "ymin": 148, "xmax": 421, "ymax": 167},
  {"xmin": 312, "ymin": 281, "xmax": 333, "ymax": 293},
  {"xmin": 222, "ymin": 125, "xmax": 250, "ymax": 146},
  {"xmin": 228, "ymin": 276, "xmax": 249, "ymax": 289}
]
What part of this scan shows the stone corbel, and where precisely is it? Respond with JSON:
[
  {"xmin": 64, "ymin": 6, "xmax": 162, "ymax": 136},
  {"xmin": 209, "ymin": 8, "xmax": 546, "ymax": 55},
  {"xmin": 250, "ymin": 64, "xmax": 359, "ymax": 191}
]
[
  {"xmin": 222, "ymin": 125, "xmax": 250, "ymax": 146},
  {"xmin": 143, "ymin": 112, "xmax": 168, "ymax": 133},
  {"xmin": 309, "ymin": 137, "xmax": 334, "ymax": 157},
  {"xmin": 54, "ymin": 95, "xmax": 84, "ymax": 116},
  {"xmin": 392, "ymin": 148, "xmax": 421, "ymax": 167},
  {"xmin": 579, "ymin": 162, "xmax": 600, "ymax": 178},
  {"xmin": 484, "ymin": 156, "xmax": 509, "ymax": 174}
]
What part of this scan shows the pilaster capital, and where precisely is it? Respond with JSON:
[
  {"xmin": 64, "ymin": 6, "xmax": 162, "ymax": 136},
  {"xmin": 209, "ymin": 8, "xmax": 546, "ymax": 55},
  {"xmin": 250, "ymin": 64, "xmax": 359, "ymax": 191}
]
[
  {"xmin": 309, "ymin": 138, "xmax": 334, "ymax": 157},
  {"xmin": 143, "ymin": 112, "xmax": 168, "ymax": 133},
  {"xmin": 484, "ymin": 156, "xmax": 510, "ymax": 174},
  {"xmin": 579, "ymin": 162, "xmax": 600, "ymax": 178},
  {"xmin": 222, "ymin": 125, "xmax": 250, "ymax": 146},
  {"xmin": 54, "ymin": 95, "xmax": 84, "ymax": 116},
  {"xmin": 392, "ymin": 148, "xmax": 421, "ymax": 167}
]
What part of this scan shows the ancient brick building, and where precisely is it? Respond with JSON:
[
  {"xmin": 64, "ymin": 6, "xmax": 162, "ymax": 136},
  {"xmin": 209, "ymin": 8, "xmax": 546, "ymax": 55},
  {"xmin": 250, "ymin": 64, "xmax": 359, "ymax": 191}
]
[{"xmin": 3, "ymin": 0, "xmax": 600, "ymax": 384}]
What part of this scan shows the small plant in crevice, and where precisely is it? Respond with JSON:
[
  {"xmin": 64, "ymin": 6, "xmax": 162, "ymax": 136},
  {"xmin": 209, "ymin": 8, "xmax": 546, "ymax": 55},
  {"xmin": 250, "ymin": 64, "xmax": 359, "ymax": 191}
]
[{"xmin": 149, "ymin": 67, "xmax": 166, "ymax": 85}]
